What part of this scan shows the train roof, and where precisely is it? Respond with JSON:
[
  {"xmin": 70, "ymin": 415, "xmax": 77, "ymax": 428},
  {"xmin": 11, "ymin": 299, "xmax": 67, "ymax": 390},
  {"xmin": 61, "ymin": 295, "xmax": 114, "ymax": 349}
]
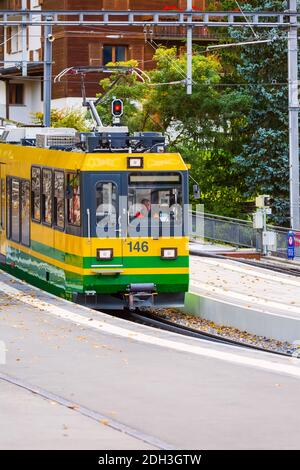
[
  {"xmin": 0, "ymin": 126, "xmax": 189, "ymax": 173},
  {"xmin": 0, "ymin": 142, "xmax": 188, "ymax": 174}
]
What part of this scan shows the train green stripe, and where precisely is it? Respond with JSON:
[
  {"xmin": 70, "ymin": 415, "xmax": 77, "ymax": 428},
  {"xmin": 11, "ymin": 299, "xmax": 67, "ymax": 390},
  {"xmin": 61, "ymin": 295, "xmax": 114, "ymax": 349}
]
[{"xmin": 4, "ymin": 245, "xmax": 188, "ymax": 295}]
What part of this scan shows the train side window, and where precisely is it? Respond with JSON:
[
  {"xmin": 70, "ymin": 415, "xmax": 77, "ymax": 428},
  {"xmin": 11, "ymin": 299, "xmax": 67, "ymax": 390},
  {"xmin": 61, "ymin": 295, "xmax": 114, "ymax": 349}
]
[
  {"xmin": 21, "ymin": 180, "xmax": 30, "ymax": 246},
  {"xmin": 11, "ymin": 178, "xmax": 20, "ymax": 243},
  {"xmin": 6, "ymin": 177, "xmax": 11, "ymax": 240},
  {"xmin": 42, "ymin": 168, "xmax": 52, "ymax": 226},
  {"xmin": 67, "ymin": 173, "xmax": 81, "ymax": 227},
  {"xmin": 54, "ymin": 171, "xmax": 65, "ymax": 230},
  {"xmin": 0, "ymin": 178, "xmax": 1, "ymax": 230},
  {"xmin": 0, "ymin": 177, "xmax": 5, "ymax": 231},
  {"xmin": 31, "ymin": 167, "xmax": 41, "ymax": 222}
]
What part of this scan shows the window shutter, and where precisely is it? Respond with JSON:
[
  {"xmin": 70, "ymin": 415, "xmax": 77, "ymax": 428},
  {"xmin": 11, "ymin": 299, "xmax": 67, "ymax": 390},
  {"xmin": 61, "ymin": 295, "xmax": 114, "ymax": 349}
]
[
  {"xmin": 129, "ymin": 44, "xmax": 144, "ymax": 68},
  {"xmin": 89, "ymin": 43, "xmax": 102, "ymax": 66}
]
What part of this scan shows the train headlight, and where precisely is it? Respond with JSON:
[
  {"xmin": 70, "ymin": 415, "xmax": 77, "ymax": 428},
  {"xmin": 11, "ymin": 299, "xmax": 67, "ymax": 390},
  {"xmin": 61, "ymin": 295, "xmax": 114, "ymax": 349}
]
[
  {"xmin": 97, "ymin": 248, "xmax": 113, "ymax": 260},
  {"xmin": 127, "ymin": 157, "xmax": 143, "ymax": 169},
  {"xmin": 161, "ymin": 248, "xmax": 177, "ymax": 260}
]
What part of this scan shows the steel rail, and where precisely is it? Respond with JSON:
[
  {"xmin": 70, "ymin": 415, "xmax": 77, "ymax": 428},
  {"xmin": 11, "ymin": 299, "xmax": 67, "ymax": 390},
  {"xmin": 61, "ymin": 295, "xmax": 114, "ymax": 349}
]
[{"xmin": 128, "ymin": 310, "xmax": 293, "ymax": 357}]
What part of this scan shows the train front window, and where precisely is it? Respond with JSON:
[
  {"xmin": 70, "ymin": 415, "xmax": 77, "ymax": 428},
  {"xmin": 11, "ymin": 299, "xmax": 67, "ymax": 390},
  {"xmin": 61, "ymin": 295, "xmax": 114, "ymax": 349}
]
[
  {"xmin": 128, "ymin": 173, "xmax": 183, "ymax": 235},
  {"xmin": 96, "ymin": 182, "xmax": 118, "ymax": 238}
]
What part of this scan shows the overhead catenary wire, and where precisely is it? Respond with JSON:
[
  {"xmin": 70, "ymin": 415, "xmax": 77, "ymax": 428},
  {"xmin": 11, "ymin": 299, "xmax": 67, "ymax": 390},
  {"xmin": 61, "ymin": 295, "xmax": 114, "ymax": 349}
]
[
  {"xmin": 0, "ymin": 73, "xmax": 290, "ymax": 89},
  {"xmin": 235, "ymin": 0, "xmax": 259, "ymax": 39},
  {"xmin": 146, "ymin": 38, "xmax": 190, "ymax": 83},
  {"xmin": 206, "ymin": 39, "xmax": 273, "ymax": 51}
]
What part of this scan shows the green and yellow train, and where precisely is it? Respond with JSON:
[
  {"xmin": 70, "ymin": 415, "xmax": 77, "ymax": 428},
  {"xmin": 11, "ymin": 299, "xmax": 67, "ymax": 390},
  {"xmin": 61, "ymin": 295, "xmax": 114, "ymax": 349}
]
[{"xmin": 0, "ymin": 126, "xmax": 189, "ymax": 310}]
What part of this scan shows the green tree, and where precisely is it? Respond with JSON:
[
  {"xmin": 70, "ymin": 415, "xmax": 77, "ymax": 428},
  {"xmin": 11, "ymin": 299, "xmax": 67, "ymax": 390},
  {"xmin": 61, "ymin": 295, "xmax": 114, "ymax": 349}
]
[
  {"xmin": 96, "ymin": 48, "xmax": 250, "ymax": 216},
  {"xmin": 226, "ymin": 1, "xmax": 294, "ymax": 225},
  {"xmin": 33, "ymin": 108, "xmax": 91, "ymax": 132}
]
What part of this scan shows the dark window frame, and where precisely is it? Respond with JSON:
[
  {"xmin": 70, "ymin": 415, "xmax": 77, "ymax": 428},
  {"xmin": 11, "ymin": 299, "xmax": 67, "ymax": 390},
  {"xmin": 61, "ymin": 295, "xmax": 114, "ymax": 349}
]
[
  {"xmin": 0, "ymin": 175, "xmax": 5, "ymax": 232},
  {"xmin": 11, "ymin": 177, "xmax": 20, "ymax": 243},
  {"xmin": 8, "ymin": 83, "xmax": 24, "ymax": 106},
  {"xmin": 53, "ymin": 170, "xmax": 65, "ymax": 231},
  {"xmin": 66, "ymin": 172, "xmax": 81, "ymax": 228},
  {"xmin": 6, "ymin": 176, "xmax": 31, "ymax": 247},
  {"xmin": 95, "ymin": 180, "xmax": 119, "ymax": 239},
  {"xmin": 20, "ymin": 179, "xmax": 30, "ymax": 247},
  {"xmin": 31, "ymin": 166, "xmax": 41, "ymax": 223},
  {"xmin": 6, "ymin": 176, "xmax": 11, "ymax": 240},
  {"xmin": 103, "ymin": 44, "xmax": 128, "ymax": 65},
  {"xmin": 127, "ymin": 171, "xmax": 184, "ymax": 237},
  {"xmin": 41, "ymin": 167, "xmax": 53, "ymax": 227}
]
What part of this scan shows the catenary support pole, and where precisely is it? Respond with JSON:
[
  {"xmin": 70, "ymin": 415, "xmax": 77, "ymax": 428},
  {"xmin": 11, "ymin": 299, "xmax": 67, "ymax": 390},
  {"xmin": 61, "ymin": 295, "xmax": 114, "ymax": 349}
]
[
  {"xmin": 21, "ymin": 0, "xmax": 27, "ymax": 77},
  {"xmin": 43, "ymin": 17, "xmax": 53, "ymax": 127},
  {"xmin": 186, "ymin": 0, "xmax": 193, "ymax": 95},
  {"xmin": 288, "ymin": 0, "xmax": 300, "ymax": 229}
]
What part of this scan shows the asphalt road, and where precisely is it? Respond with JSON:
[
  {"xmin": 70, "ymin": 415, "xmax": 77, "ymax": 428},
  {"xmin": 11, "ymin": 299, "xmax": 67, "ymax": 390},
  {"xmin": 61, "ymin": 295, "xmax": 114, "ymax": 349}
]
[{"xmin": 0, "ymin": 271, "xmax": 300, "ymax": 449}]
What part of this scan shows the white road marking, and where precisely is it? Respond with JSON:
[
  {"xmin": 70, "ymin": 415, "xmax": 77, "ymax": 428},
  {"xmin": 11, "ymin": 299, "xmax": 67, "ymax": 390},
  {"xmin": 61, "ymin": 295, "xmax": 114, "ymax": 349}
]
[
  {"xmin": 1, "ymin": 280, "xmax": 300, "ymax": 380},
  {"xmin": 191, "ymin": 256, "xmax": 300, "ymax": 288},
  {"xmin": 190, "ymin": 280, "xmax": 300, "ymax": 318}
]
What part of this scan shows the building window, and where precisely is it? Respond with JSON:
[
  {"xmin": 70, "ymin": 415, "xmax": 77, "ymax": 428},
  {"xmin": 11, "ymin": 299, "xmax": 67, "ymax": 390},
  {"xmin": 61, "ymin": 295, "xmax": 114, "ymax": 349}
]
[
  {"xmin": 31, "ymin": 167, "xmax": 41, "ymax": 222},
  {"xmin": 31, "ymin": 0, "xmax": 43, "ymax": 7},
  {"xmin": 103, "ymin": 45, "xmax": 127, "ymax": 64},
  {"xmin": 6, "ymin": 25, "xmax": 22, "ymax": 54},
  {"xmin": 42, "ymin": 169, "xmax": 52, "ymax": 226},
  {"xmin": 11, "ymin": 178, "xmax": 20, "ymax": 243},
  {"xmin": 21, "ymin": 180, "xmax": 30, "ymax": 246},
  {"xmin": 54, "ymin": 171, "xmax": 65, "ymax": 230},
  {"xmin": 9, "ymin": 84, "xmax": 24, "ymax": 105},
  {"xmin": 67, "ymin": 173, "xmax": 81, "ymax": 227}
]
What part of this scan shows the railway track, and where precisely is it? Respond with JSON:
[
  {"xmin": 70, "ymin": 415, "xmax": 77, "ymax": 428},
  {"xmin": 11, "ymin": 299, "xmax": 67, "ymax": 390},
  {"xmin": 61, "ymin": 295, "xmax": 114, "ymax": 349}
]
[{"xmin": 125, "ymin": 310, "xmax": 293, "ymax": 358}]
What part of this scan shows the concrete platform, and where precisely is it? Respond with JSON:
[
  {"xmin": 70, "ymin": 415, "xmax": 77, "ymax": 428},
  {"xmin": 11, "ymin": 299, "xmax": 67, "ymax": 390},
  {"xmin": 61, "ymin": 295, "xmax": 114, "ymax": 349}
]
[
  {"xmin": 189, "ymin": 255, "xmax": 300, "ymax": 343},
  {"xmin": 189, "ymin": 241, "xmax": 259, "ymax": 258},
  {"xmin": 2, "ymin": 270, "xmax": 300, "ymax": 449}
]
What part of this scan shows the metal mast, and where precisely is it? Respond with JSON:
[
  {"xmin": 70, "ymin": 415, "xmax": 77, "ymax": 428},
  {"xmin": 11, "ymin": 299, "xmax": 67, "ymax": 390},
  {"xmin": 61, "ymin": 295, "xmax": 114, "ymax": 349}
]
[
  {"xmin": 21, "ymin": 0, "xmax": 27, "ymax": 77},
  {"xmin": 186, "ymin": 0, "xmax": 193, "ymax": 95},
  {"xmin": 288, "ymin": 0, "xmax": 300, "ymax": 229},
  {"xmin": 43, "ymin": 17, "xmax": 53, "ymax": 127}
]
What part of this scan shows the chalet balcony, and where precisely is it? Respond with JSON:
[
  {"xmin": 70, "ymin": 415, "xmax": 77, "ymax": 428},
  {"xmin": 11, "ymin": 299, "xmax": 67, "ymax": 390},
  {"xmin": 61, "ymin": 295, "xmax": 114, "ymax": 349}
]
[{"xmin": 153, "ymin": 25, "xmax": 218, "ymax": 42}]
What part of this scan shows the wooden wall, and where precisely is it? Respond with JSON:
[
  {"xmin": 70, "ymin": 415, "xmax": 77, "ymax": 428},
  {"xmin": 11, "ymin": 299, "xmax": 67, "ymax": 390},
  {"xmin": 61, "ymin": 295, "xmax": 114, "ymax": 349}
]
[{"xmin": 0, "ymin": 0, "xmax": 207, "ymax": 100}]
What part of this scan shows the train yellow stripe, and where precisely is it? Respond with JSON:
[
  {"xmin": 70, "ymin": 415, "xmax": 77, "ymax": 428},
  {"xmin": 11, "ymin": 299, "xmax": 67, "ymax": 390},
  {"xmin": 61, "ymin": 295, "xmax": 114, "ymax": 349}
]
[{"xmin": 30, "ymin": 223, "xmax": 189, "ymax": 257}]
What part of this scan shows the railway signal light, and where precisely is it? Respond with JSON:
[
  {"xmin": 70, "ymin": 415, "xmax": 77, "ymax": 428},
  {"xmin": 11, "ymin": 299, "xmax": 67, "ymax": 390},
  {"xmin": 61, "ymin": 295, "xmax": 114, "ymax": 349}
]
[{"xmin": 111, "ymin": 99, "xmax": 123, "ymax": 117}]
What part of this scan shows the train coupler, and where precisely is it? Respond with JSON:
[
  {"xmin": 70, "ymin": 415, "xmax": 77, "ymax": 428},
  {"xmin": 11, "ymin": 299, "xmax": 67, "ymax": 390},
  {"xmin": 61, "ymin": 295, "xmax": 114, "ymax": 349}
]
[{"xmin": 125, "ymin": 283, "xmax": 157, "ymax": 311}]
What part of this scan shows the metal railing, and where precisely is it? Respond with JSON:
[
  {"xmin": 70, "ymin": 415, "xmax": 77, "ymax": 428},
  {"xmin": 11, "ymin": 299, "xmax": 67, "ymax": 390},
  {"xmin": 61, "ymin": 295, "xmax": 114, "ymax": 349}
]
[
  {"xmin": 190, "ymin": 210, "xmax": 257, "ymax": 248},
  {"xmin": 189, "ymin": 210, "xmax": 293, "ymax": 258},
  {"xmin": 153, "ymin": 25, "xmax": 216, "ymax": 40}
]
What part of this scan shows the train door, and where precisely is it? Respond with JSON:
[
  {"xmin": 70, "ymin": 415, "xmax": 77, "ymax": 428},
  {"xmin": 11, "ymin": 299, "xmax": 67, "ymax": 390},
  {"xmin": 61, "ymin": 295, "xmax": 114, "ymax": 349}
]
[
  {"xmin": 86, "ymin": 173, "xmax": 124, "ymax": 265},
  {"xmin": 0, "ymin": 164, "xmax": 4, "ymax": 257}
]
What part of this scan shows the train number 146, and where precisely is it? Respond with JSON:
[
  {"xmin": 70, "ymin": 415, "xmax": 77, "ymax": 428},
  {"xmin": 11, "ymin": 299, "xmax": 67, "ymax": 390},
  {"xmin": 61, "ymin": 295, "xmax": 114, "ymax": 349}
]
[{"xmin": 127, "ymin": 241, "xmax": 149, "ymax": 253}]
